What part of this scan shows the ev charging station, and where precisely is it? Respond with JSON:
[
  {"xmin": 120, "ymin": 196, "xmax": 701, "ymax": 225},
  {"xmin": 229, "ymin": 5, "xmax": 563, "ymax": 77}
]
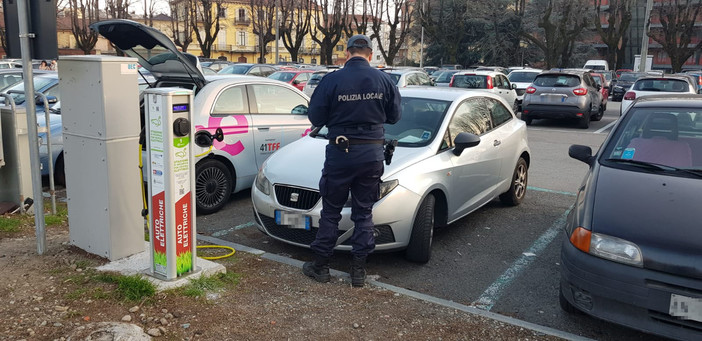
[{"xmin": 144, "ymin": 88, "xmax": 197, "ymax": 280}]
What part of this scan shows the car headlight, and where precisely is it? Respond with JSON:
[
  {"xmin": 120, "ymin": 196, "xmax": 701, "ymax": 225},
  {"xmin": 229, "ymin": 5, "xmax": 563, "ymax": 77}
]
[
  {"xmin": 255, "ymin": 168, "xmax": 270, "ymax": 195},
  {"xmin": 569, "ymin": 227, "xmax": 643, "ymax": 267},
  {"xmin": 343, "ymin": 179, "xmax": 399, "ymax": 207}
]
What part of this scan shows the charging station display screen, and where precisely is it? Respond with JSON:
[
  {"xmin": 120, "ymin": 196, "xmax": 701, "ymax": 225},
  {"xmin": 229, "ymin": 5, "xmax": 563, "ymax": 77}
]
[{"xmin": 172, "ymin": 104, "xmax": 189, "ymax": 112}]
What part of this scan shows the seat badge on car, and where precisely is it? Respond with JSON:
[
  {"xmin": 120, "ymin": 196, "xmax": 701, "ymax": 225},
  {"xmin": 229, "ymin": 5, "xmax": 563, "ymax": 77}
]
[
  {"xmin": 552, "ymin": 88, "xmax": 556, "ymax": 92},
  {"xmin": 290, "ymin": 193, "xmax": 299, "ymax": 202}
]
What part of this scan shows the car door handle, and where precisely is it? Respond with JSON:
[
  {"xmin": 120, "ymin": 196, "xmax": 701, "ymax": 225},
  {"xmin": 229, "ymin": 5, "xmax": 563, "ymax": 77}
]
[
  {"xmin": 258, "ymin": 127, "xmax": 270, "ymax": 131},
  {"xmin": 493, "ymin": 140, "xmax": 501, "ymax": 146}
]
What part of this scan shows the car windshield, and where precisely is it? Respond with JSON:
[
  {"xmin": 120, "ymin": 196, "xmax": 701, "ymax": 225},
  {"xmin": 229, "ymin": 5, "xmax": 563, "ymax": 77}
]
[
  {"xmin": 508, "ymin": 72, "xmax": 539, "ymax": 83},
  {"xmin": 619, "ymin": 73, "xmax": 641, "ymax": 82},
  {"xmin": 603, "ymin": 72, "xmax": 612, "ymax": 81},
  {"xmin": 310, "ymin": 72, "xmax": 327, "ymax": 81},
  {"xmin": 219, "ymin": 65, "xmax": 251, "ymax": 74},
  {"xmin": 2, "ymin": 76, "xmax": 56, "ymax": 105},
  {"xmin": 315, "ymin": 97, "xmax": 450, "ymax": 147},
  {"xmin": 533, "ymin": 74, "xmax": 580, "ymax": 87},
  {"xmin": 269, "ymin": 72, "xmax": 295, "ymax": 82},
  {"xmin": 633, "ymin": 79, "xmax": 689, "ymax": 92},
  {"xmin": 601, "ymin": 107, "xmax": 702, "ymax": 172},
  {"xmin": 452, "ymin": 75, "xmax": 488, "ymax": 89},
  {"xmin": 593, "ymin": 76, "xmax": 602, "ymax": 86},
  {"xmin": 435, "ymin": 70, "xmax": 458, "ymax": 83}
]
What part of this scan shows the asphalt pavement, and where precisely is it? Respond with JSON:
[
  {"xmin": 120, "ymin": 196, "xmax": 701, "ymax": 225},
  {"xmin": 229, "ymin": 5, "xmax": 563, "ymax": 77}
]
[{"xmin": 196, "ymin": 101, "xmax": 669, "ymax": 341}]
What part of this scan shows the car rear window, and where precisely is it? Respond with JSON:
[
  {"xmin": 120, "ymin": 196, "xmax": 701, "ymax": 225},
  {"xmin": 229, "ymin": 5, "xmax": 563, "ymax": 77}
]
[
  {"xmin": 508, "ymin": 71, "xmax": 539, "ymax": 83},
  {"xmin": 435, "ymin": 71, "xmax": 458, "ymax": 83},
  {"xmin": 452, "ymin": 75, "xmax": 489, "ymax": 89},
  {"xmin": 633, "ymin": 79, "xmax": 689, "ymax": 92},
  {"xmin": 533, "ymin": 74, "xmax": 580, "ymax": 87}
]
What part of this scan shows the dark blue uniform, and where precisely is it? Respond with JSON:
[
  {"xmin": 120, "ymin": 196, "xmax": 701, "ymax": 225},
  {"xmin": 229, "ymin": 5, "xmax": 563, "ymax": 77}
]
[{"xmin": 307, "ymin": 56, "xmax": 401, "ymax": 258}]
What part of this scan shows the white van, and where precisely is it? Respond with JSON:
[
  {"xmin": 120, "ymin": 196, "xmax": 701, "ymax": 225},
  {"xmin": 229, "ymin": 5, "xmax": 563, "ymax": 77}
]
[{"xmin": 583, "ymin": 60, "xmax": 609, "ymax": 71}]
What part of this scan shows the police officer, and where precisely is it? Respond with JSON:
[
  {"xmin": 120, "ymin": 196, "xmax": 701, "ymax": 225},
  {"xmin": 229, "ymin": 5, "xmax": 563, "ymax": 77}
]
[{"xmin": 303, "ymin": 34, "xmax": 401, "ymax": 287}]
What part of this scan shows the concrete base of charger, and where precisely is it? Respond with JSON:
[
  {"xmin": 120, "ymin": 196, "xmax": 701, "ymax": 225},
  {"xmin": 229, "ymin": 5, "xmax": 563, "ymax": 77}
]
[{"xmin": 96, "ymin": 242, "xmax": 226, "ymax": 291}]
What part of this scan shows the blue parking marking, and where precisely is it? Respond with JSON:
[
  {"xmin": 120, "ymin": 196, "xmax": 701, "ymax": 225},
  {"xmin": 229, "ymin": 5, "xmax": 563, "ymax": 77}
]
[
  {"xmin": 472, "ymin": 206, "xmax": 573, "ymax": 311},
  {"xmin": 527, "ymin": 186, "xmax": 576, "ymax": 196},
  {"xmin": 211, "ymin": 221, "xmax": 255, "ymax": 237}
]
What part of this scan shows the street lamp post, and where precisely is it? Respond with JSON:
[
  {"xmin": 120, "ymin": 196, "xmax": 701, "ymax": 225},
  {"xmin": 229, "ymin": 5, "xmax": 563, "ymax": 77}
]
[
  {"xmin": 275, "ymin": 0, "xmax": 280, "ymax": 64},
  {"xmin": 639, "ymin": 0, "xmax": 654, "ymax": 72}
]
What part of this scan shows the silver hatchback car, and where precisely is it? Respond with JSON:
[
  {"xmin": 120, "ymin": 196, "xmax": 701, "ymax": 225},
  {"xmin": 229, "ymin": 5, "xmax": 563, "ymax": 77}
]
[{"xmin": 251, "ymin": 88, "xmax": 530, "ymax": 263}]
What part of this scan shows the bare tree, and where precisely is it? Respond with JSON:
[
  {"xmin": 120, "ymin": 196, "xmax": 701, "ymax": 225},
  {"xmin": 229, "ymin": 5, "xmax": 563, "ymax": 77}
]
[
  {"xmin": 106, "ymin": 0, "xmax": 132, "ymax": 19},
  {"xmin": 170, "ymin": 0, "xmax": 195, "ymax": 52},
  {"xmin": 521, "ymin": 0, "xmax": 591, "ymax": 68},
  {"xmin": 370, "ymin": 0, "xmax": 414, "ymax": 66},
  {"xmin": 310, "ymin": 0, "xmax": 346, "ymax": 65},
  {"xmin": 280, "ymin": 0, "xmax": 312, "ymax": 62},
  {"xmin": 192, "ymin": 0, "xmax": 223, "ymax": 58},
  {"xmin": 649, "ymin": 0, "xmax": 702, "ymax": 73},
  {"xmin": 69, "ymin": 0, "xmax": 100, "ymax": 54},
  {"xmin": 344, "ymin": 0, "xmax": 372, "ymax": 37},
  {"xmin": 250, "ymin": 0, "xmax": 276, "ymax": 63},
  {"xmin": 417, "ymin": 0, "xmax": 469, "ymax": 65},
  {"xmin": 593, "ymin": 0, "xmax": 633, "ymax": 70}
]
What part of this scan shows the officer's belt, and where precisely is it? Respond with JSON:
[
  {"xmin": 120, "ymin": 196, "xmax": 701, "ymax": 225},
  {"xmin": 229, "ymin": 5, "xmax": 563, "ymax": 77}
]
[
  {"xmin": 329, "ymin": 138, "xmax": 385, "ymax": 145},
  {"xmin": 328, "ymin": 124, "xmax": 384, "ymax": 134}
]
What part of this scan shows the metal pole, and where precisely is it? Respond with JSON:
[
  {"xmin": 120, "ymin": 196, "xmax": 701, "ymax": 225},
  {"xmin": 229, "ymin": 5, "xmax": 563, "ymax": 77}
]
[
  {"xmin": 17, "ymin": 0, "xmax": 45, "ymax": 254},
  {"xmin": 639, "ymin": 0, "xmax": 654, "ymax": 72},
  {"xmin": 275, "ymin": 0, "xmax": 280, "ymax": 64},
  {"xmin": 36, "ymin": 92, "xmax": 55, "ymax": 215},
  {"xmin": 420, "ymin": 2, "xmax": 424, "ymax": 68}
]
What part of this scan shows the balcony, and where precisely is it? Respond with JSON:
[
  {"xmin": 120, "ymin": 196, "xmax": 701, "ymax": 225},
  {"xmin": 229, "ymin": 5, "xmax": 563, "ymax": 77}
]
[
  {"xmin": 232, "ymin": 45, "xmax": 256, "ymax": 53},
  {"xmin": 214, "ymin": 44, "xmax": 232, "ymax": 52},
  {"xmin": 235, "ymin": 17, "xmax": 250, "ymax": 26},
  {"xmin": 299, "ymin": 47, "xmax": 319, "ymax": 54}
]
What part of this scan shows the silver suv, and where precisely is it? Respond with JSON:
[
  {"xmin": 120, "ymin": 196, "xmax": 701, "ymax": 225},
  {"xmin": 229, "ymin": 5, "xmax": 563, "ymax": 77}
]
[{"xmin": 522, "ymin": 70, "xmax": 604, "ymax": 129}]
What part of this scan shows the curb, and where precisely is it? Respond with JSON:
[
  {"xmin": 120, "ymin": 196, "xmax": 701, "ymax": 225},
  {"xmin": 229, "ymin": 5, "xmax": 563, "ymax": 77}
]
[{"xmin": 198, "ymin": 235, "xmax": 594, "ymax": 341}]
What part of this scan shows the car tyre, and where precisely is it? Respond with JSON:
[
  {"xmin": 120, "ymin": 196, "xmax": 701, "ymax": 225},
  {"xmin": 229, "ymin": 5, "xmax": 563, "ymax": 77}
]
[
  {"xmin": 559, "ymin": 284, "xmax": 581, "ymax": 314},
  {"xmin": 523, "ymin": 117, "xmax": 532, "ymax": 125},
  {"xmin": 578, "ymin": 112, "xmax": 591, "ymax": 129},
  {"xmin": 591, "ymin": 105, "xmax": 604, "ymax": 121},
  {"xmin": 195, "ymin": 159, "xmax": 233, "ymax": 215},
  {"xmin": 54, "ymin": 152, "xmax": 66, "ymax": 187},
  {"xmin": 405, "ymin": 193, "xmax": 435, "ymax": 263},
  {"xmin": 512, "ymin": 100, "xmax": 519, "ymax": 113},
  {"xmin": 500, "ymin": 157, "xmax": 528, "ymax": 206}
]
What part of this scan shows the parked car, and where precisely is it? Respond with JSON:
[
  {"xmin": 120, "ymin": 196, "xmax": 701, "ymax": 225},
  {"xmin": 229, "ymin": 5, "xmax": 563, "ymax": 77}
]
[
  {"xmin": 450, "ymin": 70, "xmax": 518, "ymax": 112},
  {"xmin": 302, "ymin": 69, "xmax": 331, "ymax": 97},
  {"xmin": 583, "ymin": 59, "xmax": 608, "ymax": 71},
  {"xmin": 561, "ymin": 94, "xmax": 702, "ymax": 341},
  {"xmin": 591, "ymin": 73, "xmax": 609, "ymax": 111},
  {"xmin": 521, "ymin": 70, "xmax": 604, "ymax": 128},
  {"xmin": 615, "ymin": 68, "xmax": 632, "ymax": 78},
  {"xmin": 684, "ymin": 70, "xmax": 702, "ymax": 93},
  {"xmin": 432, "ymin": 70, "xmax": 460, "ymax": 87},
  {"xmin": 621, "ymin": 75, "xmax": 698, "ymax": 115},
  {"xmin": 0, "ymin": 69, "xmax": 52, "ymax": 91},
  {"xmin": 268, "ymin": 70, "xmax": 314, "ymax": 91},
  {"xmin": 475, "ymin": 66, "xmax": 510, "ymax": 75},
  {"xmin": 611, "ymin": 72, "xmax": 647, "ymax": 102},
  {"xmin": 92, "ymin": 19, "xmax": 312, "ymax": 214},
  {"xmin": 423, "ymin": 66, "xmax": 440, "ymax": 75},
  {"xmin": 507, "ymin": 68, "xmax": 542, "ymax": 111},
  {"xmin": 218, "ymin": 63, "xmax": 277, "ymax": 77},
  {"xmin": 382, "ymin": 69, "xmax": 434, "ymax": 87},
  {"xmin": 199, "ymin": 60, "xmax": 232, "ymax": 72},
  {"xmin": 251, "ymin": 88, "xmax": 530, "ymax": 263}
]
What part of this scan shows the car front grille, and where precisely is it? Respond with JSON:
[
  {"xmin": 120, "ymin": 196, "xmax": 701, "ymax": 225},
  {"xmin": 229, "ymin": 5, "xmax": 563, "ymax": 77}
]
[
  {"xmin": 648, "ymin": 310, "xmax": 702, "ymax": 333},
  {"xmin": 274, "ymin": 185, "xmax": 320, "ymax": 210},
  {"xmin": 259, "ymin": 215, "xmax": 396, "ymax": 246}
]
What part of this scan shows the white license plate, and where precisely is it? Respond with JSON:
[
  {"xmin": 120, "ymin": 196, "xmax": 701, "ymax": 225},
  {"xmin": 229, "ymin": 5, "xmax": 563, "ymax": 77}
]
[
  {"xmin": 275, "ymin": 210, "xmax": 311, "ymax": 230},
  {"xmin": 669, "ymin": 293, "xmax": 702, "ymax": 322}
]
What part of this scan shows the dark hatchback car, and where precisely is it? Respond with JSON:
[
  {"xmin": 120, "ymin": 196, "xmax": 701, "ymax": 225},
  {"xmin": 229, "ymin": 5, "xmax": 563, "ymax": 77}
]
[
  {"xmin": 521, "ymin": 70, "xmax": 603, "ymax": 129},
  {"xmin": 561, "ymin": 95, "xmax": 702, "ymax": 340}
]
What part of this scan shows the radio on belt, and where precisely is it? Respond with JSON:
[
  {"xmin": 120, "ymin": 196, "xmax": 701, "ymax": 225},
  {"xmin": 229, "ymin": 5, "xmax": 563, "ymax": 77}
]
[{"xmin": 144, "ymin": 88, "xmax": 197, "ymax": 280}]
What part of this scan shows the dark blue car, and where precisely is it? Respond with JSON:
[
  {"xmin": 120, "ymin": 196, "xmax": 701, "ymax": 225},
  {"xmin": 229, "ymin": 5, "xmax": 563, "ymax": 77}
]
[{"xmin": 561, "ymin": 94, "xmax": 702, "ymax": 340}]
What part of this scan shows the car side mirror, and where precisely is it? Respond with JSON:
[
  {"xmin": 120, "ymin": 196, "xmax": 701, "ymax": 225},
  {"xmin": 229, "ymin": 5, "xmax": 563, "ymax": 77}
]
[
  {"xmin": 292, "ymin": 104, "xmax": 308, "ymax": 115},
  {"xmin": 36, "ymin": 96, "xmax": 58, "ymax": 106},
  {"xmin": 569, "ymin": 144, "xmax": 595, "ymax": 166},
  {"xmin": 511, "ymin": 83, "xmax": 517, "ymax": 89},
  {"xmin": 292, "ymin": 79, "xmax": 300, "ymax": 85},
  {"xmin": 453, "ymin": 132, "xmax": 481, "ymax": 156},
  {"xmin": 596, "ymin": 84, "xmax": 602, "ymax": 91}
]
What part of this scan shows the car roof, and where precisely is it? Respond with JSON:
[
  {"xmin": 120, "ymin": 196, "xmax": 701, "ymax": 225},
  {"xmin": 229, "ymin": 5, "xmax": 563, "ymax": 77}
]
[
  {"xmin": 508, "ymin": 69, "xmax": 542, "ymax": 73},
  {"xmin": 630, "ymin": 94, "xmax": 702, "ymax": 108},
  {"xmin": 454, "ymin": 70, "xmax": 501, "ymax": 76},
  {"xmin": 399, "ymin": 87, "xmax": 501, "ymax": 102},
  {"xmin": 636, "ymin": 75, "xmax": 692, "ymax": 81},
  {"xmin": 204, "ymin": 74, "xmax": 304, "ymax": 87}
]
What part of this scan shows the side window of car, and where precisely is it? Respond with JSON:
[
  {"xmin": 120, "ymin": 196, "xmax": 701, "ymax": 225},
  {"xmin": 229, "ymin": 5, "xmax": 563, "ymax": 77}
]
[
  {"xmin": 263, "ymin": 67, "xmax": 275, "ymax": 77},
  {"xmin": 489, "ymin": 98, "xmax": 512, "ymax": 127},
  {"xmin": 212, "ymin": 85, "xmax": 249, "ymax": 115},
  {"xmin": 249, "ymin": 67, "xmax": 262, "ymax": 76},
  {"xmin": 248, "ymin": 84, "xmax": 307, "ymax": 114},
  {"xmin": 503, "ymin": 76, "xmax": 512, "ymax": 89},
  {"xmin": 419, "ymin": 73, "xmax": 432, "ymax": 86},
  {"xmin": 448, "ymin": 97, "xmax": 493, "ymax": 141}
]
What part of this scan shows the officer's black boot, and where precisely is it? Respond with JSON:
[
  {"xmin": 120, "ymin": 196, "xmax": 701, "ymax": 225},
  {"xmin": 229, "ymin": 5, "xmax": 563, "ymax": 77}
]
[
  {"xmin": 302, "ymin": 255, "xmax": 331, "ymax": 283},
  {"xmin": 350, "ymin": 255, "xmax": 367, "ymax": 288}
]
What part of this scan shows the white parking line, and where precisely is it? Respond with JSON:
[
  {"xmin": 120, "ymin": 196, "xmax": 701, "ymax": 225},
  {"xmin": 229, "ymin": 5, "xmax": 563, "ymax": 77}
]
[
  {"xmin": 472, "ymin": 206, "xmax": 573, "ymax": 311},
  {"xmin": 594, "ymin": 120, "xmax": 617, "ymax": 134}
]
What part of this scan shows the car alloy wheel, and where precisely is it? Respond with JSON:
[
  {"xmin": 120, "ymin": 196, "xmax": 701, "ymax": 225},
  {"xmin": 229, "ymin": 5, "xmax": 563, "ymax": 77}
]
[
  {"xmin": 195, "ymin": 159, "xmax": 233, "ymax": 215},
  {"xmin": 500, "ymin": 157, "xmax": 528, "ymax": 206}
]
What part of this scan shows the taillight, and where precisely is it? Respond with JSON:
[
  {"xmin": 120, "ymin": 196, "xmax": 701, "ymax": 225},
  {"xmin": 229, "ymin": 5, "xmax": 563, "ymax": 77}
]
[
  {"xmin": 623, "ymin": 91, "xmax": 636, "ymax": 100},
  {"xmin": 525, "ymin": 86, "xmax": 536, "ymax": 94},
  {"xmin": 449, "ymin": 76, "xmax": 454, "ymax": 87},
  {"xmin": 486, "ymin": 76, "xmax": 493, "ymax": 89},
  {"xmin": 573, "ymin": 88, "xmax": 587, "ymax": 96},
  {"xmin": 697, "ymin": 76, "xmax": 701, "ymax": 86}
]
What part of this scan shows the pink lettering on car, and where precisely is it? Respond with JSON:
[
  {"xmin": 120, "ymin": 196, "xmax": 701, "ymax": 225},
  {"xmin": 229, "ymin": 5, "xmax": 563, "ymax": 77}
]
[{"xmin": 195, "ymin": 116, "xmax": 249, "ymax": 156}]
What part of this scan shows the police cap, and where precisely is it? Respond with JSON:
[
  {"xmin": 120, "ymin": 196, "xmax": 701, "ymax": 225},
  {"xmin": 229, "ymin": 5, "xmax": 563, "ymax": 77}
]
[{"xmin": 347, "ymin": 34, "xmax": 372, "ymax": 50}]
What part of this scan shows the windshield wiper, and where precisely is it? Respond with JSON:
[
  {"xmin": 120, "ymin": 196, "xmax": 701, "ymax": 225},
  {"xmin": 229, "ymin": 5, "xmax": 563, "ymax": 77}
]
[{"xmin": 606, "ymin": 159, "xmax": 702, "ymax": 178}]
